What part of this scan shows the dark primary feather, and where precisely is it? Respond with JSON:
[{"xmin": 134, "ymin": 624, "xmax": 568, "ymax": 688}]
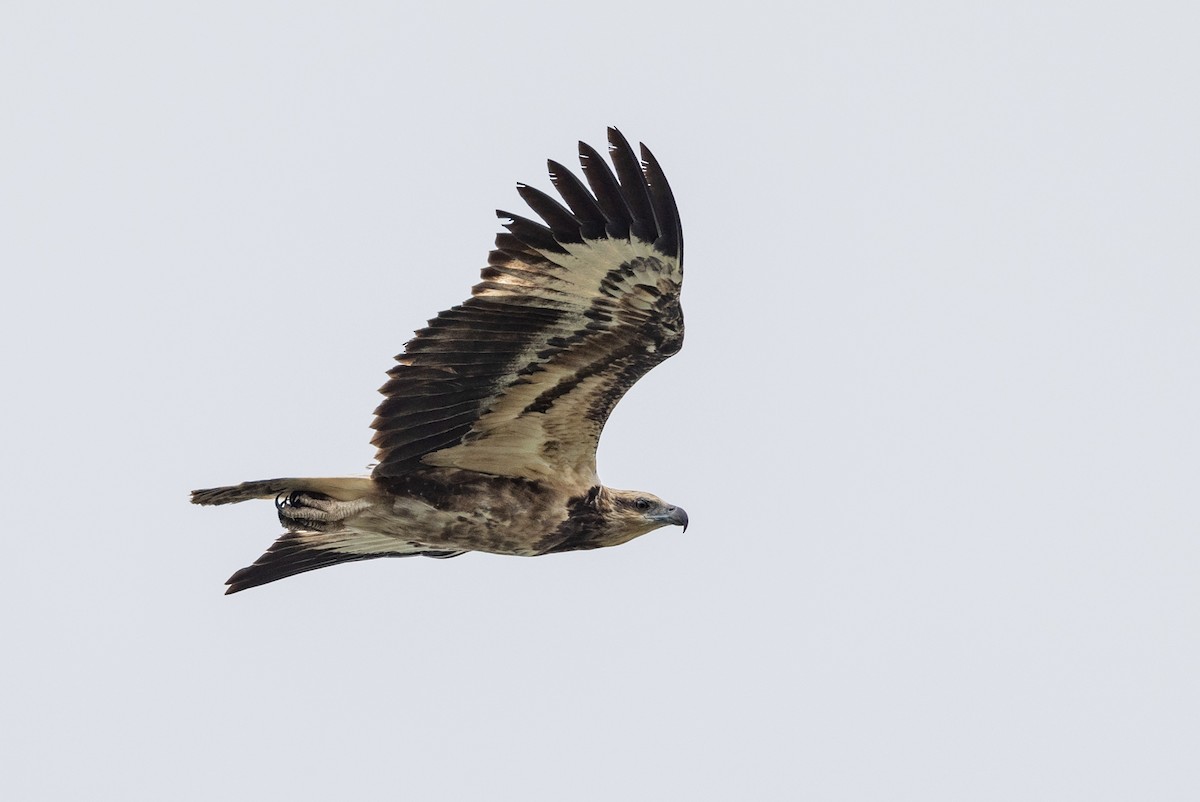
[
  {"xmin": 578, "ymin": 140, "xmax": 632, "ymax": 240},
  {"xmin": 640, "ymin": 144, "xmax": 683, "ymax": 260},
  {"xmin": 495, "ymin": 211, "xmax": 567, "ymax": 254},
  {"xmin": 606, "ymin": 128, "xmax": 658, "ymax": 243},
  {"xmin": 370, "ymin": 127, "xmax": 683, "ymax": 481},
  {"xmin": 547, "ymin": 159, "xmax": 608, "ymax": 239},
  {"xmin": 515, "ymin": 184, "xmax": 584, "ymax": 245}
]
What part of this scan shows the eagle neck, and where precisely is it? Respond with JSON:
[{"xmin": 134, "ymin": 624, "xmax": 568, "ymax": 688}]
[{"xmin": 539, "ymin": 484, "xmax": 609, "ymax": 554}]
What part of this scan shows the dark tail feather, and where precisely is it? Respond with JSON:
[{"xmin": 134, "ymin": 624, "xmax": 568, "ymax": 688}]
[{"xmin": 225, "ymin": 533, "xmax": 465, "ymax": 594}]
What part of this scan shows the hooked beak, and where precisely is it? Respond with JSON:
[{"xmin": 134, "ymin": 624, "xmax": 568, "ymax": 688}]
[{"xmin": 666, "ymin": 505, "xmax": 688, "ymax": 532}]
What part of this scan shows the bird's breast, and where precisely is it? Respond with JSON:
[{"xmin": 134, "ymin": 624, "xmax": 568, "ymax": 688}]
[{"xmin": 363, "ymin": 472, "xmax": 577, "ymax": 556}]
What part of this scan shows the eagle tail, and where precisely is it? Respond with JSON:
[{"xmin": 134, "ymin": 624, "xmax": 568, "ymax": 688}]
[
  {"xmin": 190, "ymin": 477, "xmax": 375, "ymax": 506},
  {"xmin": 225, "ymin": 531, "xmax": 464, "ymax": 595}
]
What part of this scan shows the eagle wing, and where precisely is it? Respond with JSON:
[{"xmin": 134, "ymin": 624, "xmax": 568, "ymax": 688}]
[{"xmin": 370, "ymin": 128, "xmax": 683, "ymax": 488}]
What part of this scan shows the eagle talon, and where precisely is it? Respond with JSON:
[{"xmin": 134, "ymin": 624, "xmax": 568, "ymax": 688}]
[{"xmin": 275, "ymin": 490, "xmax": 307, "ymax": 510}]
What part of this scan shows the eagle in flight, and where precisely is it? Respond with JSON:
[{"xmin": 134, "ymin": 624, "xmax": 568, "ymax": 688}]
[{"xmin": 192, "ymin": 128, "xmax": 687, "ymax": 594}]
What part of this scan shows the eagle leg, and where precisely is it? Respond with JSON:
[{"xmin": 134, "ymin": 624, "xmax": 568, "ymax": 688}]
[{"xmin": 276, "ymin": 492, "xmax": 372, "ymax": 532}]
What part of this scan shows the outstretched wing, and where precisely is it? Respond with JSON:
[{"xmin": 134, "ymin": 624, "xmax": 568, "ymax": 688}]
[{"xmin": 371, "ymin": 128, "xmax": 683, "ymax": 487}]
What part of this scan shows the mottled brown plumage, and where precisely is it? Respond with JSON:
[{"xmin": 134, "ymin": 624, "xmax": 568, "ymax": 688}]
[{"xmin": 191, "ymin": 128, "xmax": 688, "ymax": 594}]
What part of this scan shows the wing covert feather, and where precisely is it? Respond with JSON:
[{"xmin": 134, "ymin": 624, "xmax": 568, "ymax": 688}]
[{"xmin": 371, "ymin": 128, "xmax": 683, "ymax": 486}]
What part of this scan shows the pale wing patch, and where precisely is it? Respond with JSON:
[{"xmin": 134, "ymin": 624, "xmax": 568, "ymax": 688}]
[
  {"xmin": 422, "ymin": 244, "xmax": 680, "ymax": 483},
  {"xmin": 291, "ymin": 529, "xmax": 436, "ymax": 557}
]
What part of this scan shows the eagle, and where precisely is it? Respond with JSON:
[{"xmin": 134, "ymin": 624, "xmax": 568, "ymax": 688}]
[{"xmin": 192, "ymin": 128, "xmax": 688, "ymax": 594}]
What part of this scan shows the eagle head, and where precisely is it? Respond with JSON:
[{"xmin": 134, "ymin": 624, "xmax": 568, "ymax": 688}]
[
  {"xmin": 594, "ymin": 488, "xmax": 688, "ymax": 546},
  {"xmin": 544, "ymin": 486, "xmax": 688, "ymax": 554}
]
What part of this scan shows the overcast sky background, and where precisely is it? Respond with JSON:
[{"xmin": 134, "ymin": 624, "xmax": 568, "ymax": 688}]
[{"xmin": 3, "ymin": 2, "xmax": 1197, "ymax": 799}]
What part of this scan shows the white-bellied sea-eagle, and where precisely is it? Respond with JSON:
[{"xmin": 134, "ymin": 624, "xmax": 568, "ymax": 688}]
[{"xmin": 192, "ymin": 128, "xmax": 687, "ymax": 593}]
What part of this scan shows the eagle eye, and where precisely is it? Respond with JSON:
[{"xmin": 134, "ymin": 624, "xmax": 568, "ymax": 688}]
[{"xmin": 634, "ymin": 498, "xmax": 652, "ymax": 512}]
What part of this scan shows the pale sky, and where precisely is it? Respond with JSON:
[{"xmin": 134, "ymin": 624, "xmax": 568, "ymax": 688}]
[{"xmin": 3, "ymin": 2, "xmax": 1198, "ymax": 799}]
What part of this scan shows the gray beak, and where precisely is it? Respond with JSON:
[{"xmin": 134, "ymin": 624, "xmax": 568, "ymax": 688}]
[{"xmin": 667, "ymin": 506, "xmax": 689, "ymax": 532}]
